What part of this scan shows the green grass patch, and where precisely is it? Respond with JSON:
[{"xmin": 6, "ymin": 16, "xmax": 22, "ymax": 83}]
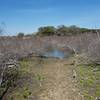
[
  {"xmin": 6, "ymin": 57, "xmax": 46, "ymax": 100},
  {"xmin": 76, "ymin": 64, "xmax": 100, "ymax": 100}
]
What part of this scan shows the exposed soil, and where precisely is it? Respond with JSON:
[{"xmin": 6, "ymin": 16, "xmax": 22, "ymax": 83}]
[
  {"xmin": 4, "ymin": 57, "xmax": 84, "ymax": 100},
  {"xmin": 36, "ymin": 59, "xmax": 84, "ymax": 100}
]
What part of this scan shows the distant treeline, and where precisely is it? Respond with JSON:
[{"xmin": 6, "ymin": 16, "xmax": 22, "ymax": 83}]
[{"xmin": 17, "ymin": 25, "xmax": 100, "ymax": 37}]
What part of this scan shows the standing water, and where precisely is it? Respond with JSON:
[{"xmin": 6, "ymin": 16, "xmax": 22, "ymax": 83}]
[{"xmin": 44, "ymin": 49, "xmax": 71, "ymax": 59}]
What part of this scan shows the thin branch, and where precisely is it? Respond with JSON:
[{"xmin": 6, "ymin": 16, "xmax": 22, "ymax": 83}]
[{"xmin": 95, "ymin": 27, "xmax": 100, "ymax": 42}]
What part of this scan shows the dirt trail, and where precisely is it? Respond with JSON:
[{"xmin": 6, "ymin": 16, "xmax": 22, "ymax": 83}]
[
  {"xmin": 4, "ymin": 58, "xmax": 84, "ymax": 100},
  {"xmin": 36, "ymin": 59, "xmax": 84, "ymax": 100}
]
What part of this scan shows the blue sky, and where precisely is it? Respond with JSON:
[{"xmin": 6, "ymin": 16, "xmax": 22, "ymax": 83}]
[{"xmin": 0, "ymin": 0, "xmax": 100, "ymax": 35}]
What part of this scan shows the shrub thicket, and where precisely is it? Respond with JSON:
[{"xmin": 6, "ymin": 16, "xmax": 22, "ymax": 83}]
[{"xmin": 36, "ymin": 25, "xmax": 92, "ymax": 36}]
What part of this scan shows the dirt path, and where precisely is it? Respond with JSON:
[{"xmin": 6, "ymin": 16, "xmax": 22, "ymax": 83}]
[
  {"xmin": 36, "ymin": 59, "xmax": 84, "ymax": 100},
  {"xmin": 4, "ymin": 58, "xmax": 84, "ymax": 100}
]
